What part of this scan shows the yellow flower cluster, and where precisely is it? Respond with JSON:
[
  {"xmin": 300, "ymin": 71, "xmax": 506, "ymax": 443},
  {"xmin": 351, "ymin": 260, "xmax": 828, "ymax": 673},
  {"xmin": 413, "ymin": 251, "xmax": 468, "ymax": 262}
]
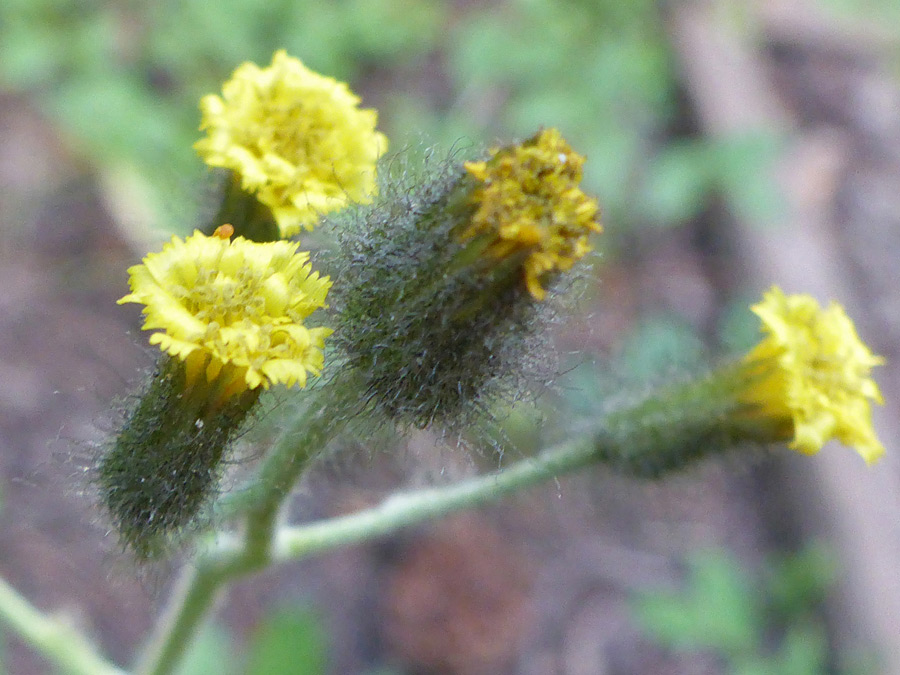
[
  {"xmin": 740, "ymin": 286, "xmax": 885, "ymax": 464},
  {"xmin": 119, "ymin": 229, "xmax": 332, "ymax": 398},
  {"xmin": 461, "ymin": 128, "xmax": 601, "ymax": 300},
  {"xmin": 195, "ymin": 50, "xmax": 388, "ymax": 238}
]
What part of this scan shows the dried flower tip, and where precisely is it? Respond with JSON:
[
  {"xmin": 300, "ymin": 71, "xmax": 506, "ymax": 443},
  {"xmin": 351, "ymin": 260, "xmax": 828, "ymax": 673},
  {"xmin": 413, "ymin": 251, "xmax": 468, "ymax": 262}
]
[
  {"xmin": 462, "ymin": 128, "xmax": 601, "ymax": 299},
  {"xmin": 213, "ymin": 223, "xmax": 235, "ymax": 239}
]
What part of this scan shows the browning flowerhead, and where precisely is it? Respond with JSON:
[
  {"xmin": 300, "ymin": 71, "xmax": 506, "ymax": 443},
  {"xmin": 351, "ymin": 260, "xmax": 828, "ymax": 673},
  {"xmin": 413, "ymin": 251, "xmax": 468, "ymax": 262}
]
[
  {"xmin": 329, "ymin": 129, "xmax": 602, "ymax": 429},
  {"xmin": 461, "ymin": 128, "xmax": 601, "ymax": 299}
]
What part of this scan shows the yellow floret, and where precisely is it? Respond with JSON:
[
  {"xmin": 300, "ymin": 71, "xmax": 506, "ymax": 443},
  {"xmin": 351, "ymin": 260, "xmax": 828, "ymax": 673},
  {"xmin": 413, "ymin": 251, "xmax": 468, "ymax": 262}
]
[
  {"xmin": 740, "ymin": 286, "xmax": 885, "ymax": 464},
  {"xmin": 195, "ymin": 50, "xmax": 388, "ymax": 237},
  {"xmin": 119, "ymin": 231, "xmax": 332, "ymax": 397},
  {"xmin": 461, "ymin": 128, "xmax": 601, "ymax": 300}
]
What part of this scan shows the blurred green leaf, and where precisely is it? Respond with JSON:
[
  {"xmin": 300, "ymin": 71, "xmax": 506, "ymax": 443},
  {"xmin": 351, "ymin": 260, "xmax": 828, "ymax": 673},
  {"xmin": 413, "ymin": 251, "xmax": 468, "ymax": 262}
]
[
  {"xmin": 0, "ymin": 1, "xmax": 117, "ymax": 88},
  {"xmin": 633, "ymin": 551, "xmax": 760, "ymax": 654},
  {"xmin": 686, "ymin": 552, "xmax": 761, "ymax": 654},
  {"xmin": 773, "ymin": 621, "xmax": 829, "ymax": 675},
  {"xmin": 765, "ymin": 544, "xmax": 836, "ymax": 621},
  {"xmin": 343, "ymin": 0, "xmax": 444, "ymax": 60},
  {"xmin": 579, "ymin": 131, "xmax": 641, "ymax": 224},
  {"xmin": 821, "ymin": 0, "xmax": 900, "ymax": 24},
  {"xmin": 174, "ymin": 623, "xmax": 235, "ymax": 675},
  {"xmin": 717, "ymin": 294, "xmax": 763, "ymax": 355},
  {"xmin": 640, "ymin": 141, "xmax": 712, "ymax": 226},
  {"xmin": 50, "ymin": 75, "xmax": 181, "ymax": 161},
  {"xmin": 0, "ymin": 19, "xmax": 68, "ymax": 87},
  {"xmin": 732, "ymin": 658, "xmax": 777, "ymax": 675},
  {"xmin": 709, "ymin": 133, "xmax": 785, "ymax": 227},
  {"xmin": 633, "ymin": 591, "xmax": 709, "ymax": 650},
  {"xmin": 245, "ymin": 607, "xmax": 328, "ymax": 675},
  {"xmin": 618, "ymin": 316, "xmax": 706, "ymax": 384},
  {"xmin": 633, "ymin": 546, "xmax": 847, "ymax": 674}
]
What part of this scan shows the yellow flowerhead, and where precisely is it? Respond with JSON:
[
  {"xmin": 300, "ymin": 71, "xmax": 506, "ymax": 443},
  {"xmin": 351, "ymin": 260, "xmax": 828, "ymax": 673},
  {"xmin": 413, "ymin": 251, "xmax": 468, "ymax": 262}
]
[
  {"xmin": 119, "ymin": 229, "xmax": 332, "ymax": 397},
  {"xmin": 740, "ymin": 286, "xmax": 885, "ymax": 464},
  {"xmin": 195, "ymin": 50, "xmax": 388, "ymax": 238},
  {"xmin": 461, "ymin": 128, "xmax": 601, "ymax": 300}
]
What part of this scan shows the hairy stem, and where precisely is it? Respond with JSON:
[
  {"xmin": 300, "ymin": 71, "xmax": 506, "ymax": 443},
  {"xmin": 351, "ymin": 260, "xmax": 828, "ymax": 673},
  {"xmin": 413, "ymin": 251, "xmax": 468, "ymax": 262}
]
[
  {"xmin": 0, "ymin": 576, "xmax": 125, "ymax": 675},
  {"xmin": 271, "ymin": 431, "xmax": 598, "ymax": 559},
  {"xmin": 138, "ymin": 369, "xmax": 747, "ymax": 674},
  {"xmin": 135, "ymin": 374, "xmax": 362, "ymax": 675},
  {"xmin": 135, "ymin": 545, "xmax": 268, "ymax": 675},
  {"xmin": 216, "ymin": 373, "xmax": 363, "ymax": 521}
]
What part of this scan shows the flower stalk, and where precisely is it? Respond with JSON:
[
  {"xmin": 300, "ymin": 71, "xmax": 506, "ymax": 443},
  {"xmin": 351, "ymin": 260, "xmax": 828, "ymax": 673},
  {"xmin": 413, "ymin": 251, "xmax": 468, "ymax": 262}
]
[
  {"xmin": 0, "ymin": 577, "xmax": 125, "ymax": 675},
  {"xmin": 135, "ymin": 306, "xmax": 887, "ymax": 673}
]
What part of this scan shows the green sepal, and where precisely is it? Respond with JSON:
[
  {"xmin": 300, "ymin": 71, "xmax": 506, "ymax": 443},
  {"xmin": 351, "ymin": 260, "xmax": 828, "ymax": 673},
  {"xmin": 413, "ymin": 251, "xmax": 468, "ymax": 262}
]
[
  {"xmin": 98, "ymin": 357, "xmax": 260, "ymax": 558},
  {"xmin": 593, "ymin": 365, "xmax": 757, "ymax": 478},
  {"xmin": 202, "ymin": 171, "xmax": 281, "ymax": 243}
]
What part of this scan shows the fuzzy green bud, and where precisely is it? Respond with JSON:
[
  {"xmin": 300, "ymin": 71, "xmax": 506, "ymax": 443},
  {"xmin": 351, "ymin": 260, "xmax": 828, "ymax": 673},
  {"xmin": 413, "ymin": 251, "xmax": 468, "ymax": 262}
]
[
  {"xmin": 591, "ymin": 367, "xmax": 752, "ymax": 478},
  {"xmin": 98, "ymin": 357, "xmax": 260, "ymax": 558},
  {"xmin": 104, "ymin": 228, "xmax": 332, "ymax": 556},
  {"xmin": 589, "ymin": 287, "xmax": 886, "ymax": 476},
  {"xmin": 327, "ymin": 129, "xmax": 601, "ymax": 428}
]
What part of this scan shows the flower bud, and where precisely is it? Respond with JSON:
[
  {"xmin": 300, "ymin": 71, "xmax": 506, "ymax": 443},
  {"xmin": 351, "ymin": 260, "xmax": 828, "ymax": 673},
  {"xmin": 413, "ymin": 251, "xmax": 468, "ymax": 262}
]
[
  {"xmin": 591, "ymin": 286, "xmax": 885, "ymax": 478},
  {"xmin": 101, "ymin": 229, "xmax": 332, "ymax": 556},
  {"xmin": 329, "ymin": 129, "xmax": 601, "ymax": 428},
  {"xmin": 194, "ymin": 50, "xmax": 388, "ymax": 239}
]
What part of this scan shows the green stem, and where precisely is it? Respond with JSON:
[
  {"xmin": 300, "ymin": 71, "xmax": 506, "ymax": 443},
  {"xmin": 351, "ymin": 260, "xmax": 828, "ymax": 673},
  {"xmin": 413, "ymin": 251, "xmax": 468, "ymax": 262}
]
[
  {"xmin": 0, "ymin": 576, "xmax": 125, "ymax": 675},
  {"xmin": 217, "ymin": 372, "xmax": 363, "ymax": 521},
  {"xmin": 138, "ymin": 365, "xmax": 751, "ymax": 675},
  {"xmin": 134, "ymin": 525, "xmax": 269, "ymax": 675},
  {"xmin": 272, "ymin": 432, "xmax": 599, "ymax": 560},
  {"xmin": 136, "ymin": 430, "xmax": 600, "ymax": 675},
  {"xmin": 136, "ymin": 374, "xmax": 363, "ymax": 675},
  {"xmin": 260, "ymin": 372, "xmax": 754, "ymax": 561}
]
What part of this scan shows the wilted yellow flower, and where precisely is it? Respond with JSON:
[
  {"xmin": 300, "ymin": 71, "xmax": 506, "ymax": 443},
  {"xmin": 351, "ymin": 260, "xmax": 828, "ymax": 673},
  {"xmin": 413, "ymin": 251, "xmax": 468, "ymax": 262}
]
[
  {"xmin": 461, "ymin": 128, "xmax": 601, "ymax": 300},
  {"xmin": 739, "ymin": 286, "xmax": 885, "ymax": 464},
  {"xmin": 195, "ymin": 50, "xmax": 388, "ymax": 237},
  {"xmin": 119, "ymin": 229, "xmax": 332, "ymax": 398}
]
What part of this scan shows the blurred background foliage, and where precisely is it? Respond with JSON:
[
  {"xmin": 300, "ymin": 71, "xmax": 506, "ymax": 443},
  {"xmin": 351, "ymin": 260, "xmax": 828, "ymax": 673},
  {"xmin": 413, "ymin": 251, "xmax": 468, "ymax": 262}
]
[
  {"xmin": 632, "ymin": 546, "xmax": 876, "ymax": 675},
  {"xmin": 0, "ymin": 0, "xmax": 785, "ymax": 405},
  {"xmin": 0, "ymin": 0, "xmax": 782, "ymax": 241},
  {"xmin": 1, "ymin": 1, "xmax": 860, "ymax": 672}
]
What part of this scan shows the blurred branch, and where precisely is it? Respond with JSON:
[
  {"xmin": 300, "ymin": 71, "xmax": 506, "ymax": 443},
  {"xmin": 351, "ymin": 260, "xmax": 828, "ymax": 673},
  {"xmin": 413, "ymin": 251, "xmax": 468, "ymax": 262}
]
[
  {"xmin": 270, "ymin": 433, "xmax": 601, "ymax": 562},
  {"xmin": 137, "ymin": 430, "xmax": 601, "ymax": 674},
  {"xmin": 0, "ymin": 576, "xmax": 125, "ymax": 675}
]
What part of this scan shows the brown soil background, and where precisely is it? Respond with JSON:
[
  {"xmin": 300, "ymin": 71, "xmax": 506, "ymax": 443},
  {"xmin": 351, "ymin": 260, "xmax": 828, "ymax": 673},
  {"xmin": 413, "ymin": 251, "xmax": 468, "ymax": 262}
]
[{"xmin": 1, "ymin": 1, "xmax": 899, "ymax": 673}]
